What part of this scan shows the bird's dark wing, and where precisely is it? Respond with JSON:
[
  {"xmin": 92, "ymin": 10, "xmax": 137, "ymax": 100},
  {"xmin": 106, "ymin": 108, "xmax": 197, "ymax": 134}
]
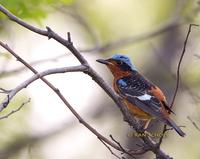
[
  {"xmin": 116, "ymin": 74, "xmax": 165, "ymax": 119},
  {"xmin": 116, "ymin": 73, "xmax": 151, "ymax": 96}
]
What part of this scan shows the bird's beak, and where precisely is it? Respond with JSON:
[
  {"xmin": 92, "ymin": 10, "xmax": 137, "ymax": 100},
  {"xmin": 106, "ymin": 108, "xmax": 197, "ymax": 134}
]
[{"xmin": 96, "ymin": 59, "xmax": 110, "ymax": 65}]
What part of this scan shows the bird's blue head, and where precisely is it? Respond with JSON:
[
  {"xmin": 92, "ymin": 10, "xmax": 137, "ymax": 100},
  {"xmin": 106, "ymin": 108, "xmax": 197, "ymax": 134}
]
[
  {"xmin": 96, "ymin": 54, "xmax": 137, "ymax": 72},
  {"xmin": 111, "ymin": 54, "xmax": 137, "ymax": 71}
]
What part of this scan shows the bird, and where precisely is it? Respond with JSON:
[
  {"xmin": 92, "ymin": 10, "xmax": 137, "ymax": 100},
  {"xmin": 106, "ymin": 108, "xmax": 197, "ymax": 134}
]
[{"xmin": 96, "ymin": 54, "xmax": 185, "ymax": 137}]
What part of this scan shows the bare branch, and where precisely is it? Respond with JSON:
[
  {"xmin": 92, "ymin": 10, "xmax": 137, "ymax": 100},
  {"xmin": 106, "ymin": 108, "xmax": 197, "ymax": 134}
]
[
  {"xmin": 0, "ymin": 6, "xmax": 47, "ymax": 35},
  {"xmin": 0, "ymin": 5, "xmax": 87, "ymax": 64},
  {"xmin": 67, "ymin": 32, "xmax": 72, "ymax": 43},
  {"xmin": 0, "ymin": 98, "xmax": 30, "ymax": 120}
]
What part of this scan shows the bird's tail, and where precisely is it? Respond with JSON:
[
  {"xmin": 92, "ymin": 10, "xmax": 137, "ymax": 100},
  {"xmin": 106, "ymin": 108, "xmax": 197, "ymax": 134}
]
[{"xmin": 166, "ymin": 118, "xmax": 185, "ymax": 137}]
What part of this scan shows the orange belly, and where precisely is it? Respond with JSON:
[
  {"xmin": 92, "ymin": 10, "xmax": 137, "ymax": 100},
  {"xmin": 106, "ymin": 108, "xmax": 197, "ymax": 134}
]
[{"xmin": 123, "ymin": 99, "xmax": 152, "ymax": 120}]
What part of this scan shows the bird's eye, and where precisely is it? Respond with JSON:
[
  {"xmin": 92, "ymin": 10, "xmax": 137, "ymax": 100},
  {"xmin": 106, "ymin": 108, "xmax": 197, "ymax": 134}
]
[{"xmin": 116, "ymin": 61, "xmax": 123, "ymax": 65}]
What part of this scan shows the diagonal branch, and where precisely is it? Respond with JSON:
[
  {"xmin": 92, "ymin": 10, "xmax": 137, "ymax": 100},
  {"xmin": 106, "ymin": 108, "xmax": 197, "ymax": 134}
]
[
  {"xmin": 0, "ymin": 5, "xmax": 87, "ymax": 65},
  {"xmin": 0, "ymin": 5, "xmax": 47, "ymax": 35}
]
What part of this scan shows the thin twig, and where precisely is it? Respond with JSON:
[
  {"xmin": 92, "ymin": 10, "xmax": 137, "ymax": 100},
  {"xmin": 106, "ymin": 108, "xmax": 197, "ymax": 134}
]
[
  {"xmin": 157, "ymin": 24, "xmax": 198, "ymax": 148},
  {"xmin": 99, "ymin": 138, "xmax": 122, "ymax": 159},
  {"xmin": 187, "ymin": 116, "xmax": 200, "ymax": 132},
  {"xmin": 0, "ymin": 88, "xmax": 12, "ymax": 93},
  {"xmin": 170, "ymin": 24, "xmax": 199, "ymax": 108},
  {"xmin": 0, "ymin": 98, "xmax": 31, "ymax": 120},
  {"xmin": 110, "ymin": 135, "xmax": 127, "ymax": 153},
  {"xmin": 165, "ymin": 126, "xmax": 185, "ymax": 132},
  {"xmin": 157, "ymin": 125, "xmax": 167, "ymax": 148},
  {"xmin": 110, "ymin": 135, "xmax": 137, "ymax": 158},
  {"xmin": 151, "ymin": 43, "xmax": 200, "ymax": 105}
]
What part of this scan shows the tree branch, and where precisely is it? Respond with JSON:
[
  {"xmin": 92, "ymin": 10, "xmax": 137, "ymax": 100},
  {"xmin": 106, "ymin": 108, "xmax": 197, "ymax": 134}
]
[{"xmin": 0, "ymin": 5, "xmax": 87, "ymax": 65}]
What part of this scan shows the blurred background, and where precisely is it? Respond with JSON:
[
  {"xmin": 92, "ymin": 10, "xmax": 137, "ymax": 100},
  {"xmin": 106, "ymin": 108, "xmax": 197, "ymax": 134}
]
[{"xmin": 0, "ymin": 0, "xmax": 200, "ymax": 159}]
